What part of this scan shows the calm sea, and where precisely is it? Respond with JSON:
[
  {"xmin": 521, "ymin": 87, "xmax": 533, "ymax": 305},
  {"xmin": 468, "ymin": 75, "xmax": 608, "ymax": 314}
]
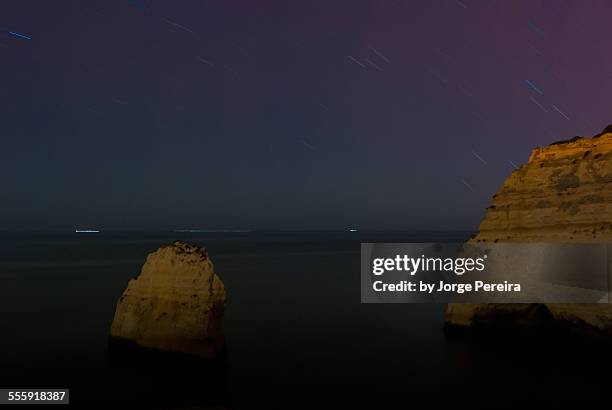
[{"xmin": 0, "ymin": 231, "xmax": 608, "ymax": 407}]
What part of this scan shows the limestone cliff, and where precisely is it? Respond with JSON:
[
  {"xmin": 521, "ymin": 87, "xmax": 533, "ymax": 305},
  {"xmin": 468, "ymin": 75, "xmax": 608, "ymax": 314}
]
[
  {"xmin": 110, "ymin": 241, "xmax": 226, "ymax": 358},
  {"xmin": 447, "ymin": 127, "xmax": 612, "ymax": 335},
  {"xmin": 474, "ymin": 131, "xmax": 612, "ymax": 243}
]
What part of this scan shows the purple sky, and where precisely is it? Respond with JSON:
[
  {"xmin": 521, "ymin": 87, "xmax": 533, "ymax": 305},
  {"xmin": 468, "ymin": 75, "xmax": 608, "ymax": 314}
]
[{"xmin": 1, "ymin": 0, "xmax": 610, "ymax": 230}]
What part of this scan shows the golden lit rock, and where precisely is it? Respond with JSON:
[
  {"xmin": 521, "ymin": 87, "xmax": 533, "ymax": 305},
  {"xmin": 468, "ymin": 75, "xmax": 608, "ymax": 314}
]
[
  {"xmin": 110, "ymin": 241, "xmax": 226, "ymax": 358},
  {"xmin": 447, "ymin": 128, "xmax": 612, "ymax": 335},
  {"xmin": 475, "ymin": 132, "xmax": 612, "ymax": 243}
]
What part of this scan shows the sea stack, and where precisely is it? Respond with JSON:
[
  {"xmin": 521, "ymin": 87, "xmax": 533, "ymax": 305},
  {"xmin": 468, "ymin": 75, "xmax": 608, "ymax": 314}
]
[
  {"xmin": 110, "ymin": 241, "xmax": 226, "ymax": 359},
  {"xmin": 446, "ymin": 127, "xmax": 612, "ymax": 335}
]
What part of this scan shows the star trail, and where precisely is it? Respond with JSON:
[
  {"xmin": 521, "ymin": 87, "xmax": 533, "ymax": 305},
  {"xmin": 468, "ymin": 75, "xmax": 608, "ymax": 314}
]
[{"xmin": 0, "ymin": 1, "xmax": 609, "ymax": 231}]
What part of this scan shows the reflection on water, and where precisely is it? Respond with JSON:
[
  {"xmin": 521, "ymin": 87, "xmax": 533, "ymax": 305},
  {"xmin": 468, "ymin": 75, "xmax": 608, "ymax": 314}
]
[{"xmin": 108, "ymin": 339, "xmax": 228, "ymax": 405}]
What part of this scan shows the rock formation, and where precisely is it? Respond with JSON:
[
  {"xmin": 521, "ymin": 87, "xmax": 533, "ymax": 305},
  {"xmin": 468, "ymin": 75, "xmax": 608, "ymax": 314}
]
[
  {"xmin": 447, "ymin": 127, "xmax": 612, "ymax": 336},
  {"xmin": 474, "ymin": 131, "xmax": 612, "ymax": 243},
  {"xmin": 110, "ymin": 241, "xmax": 226, "ymax": 358}
]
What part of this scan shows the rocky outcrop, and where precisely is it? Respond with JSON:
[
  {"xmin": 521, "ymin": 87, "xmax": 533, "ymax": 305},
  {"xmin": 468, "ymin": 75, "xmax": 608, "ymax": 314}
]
[
  {"xmin": 110, "ymin": 241, "xmax": 226, "ymax": 359},
  {"xmin": 447, "ymin": 127, "xmax": 612, "ymax": 336},
  {"xmin": 474, "ymin": 131, "xmax": 612, "ymax": 243}
]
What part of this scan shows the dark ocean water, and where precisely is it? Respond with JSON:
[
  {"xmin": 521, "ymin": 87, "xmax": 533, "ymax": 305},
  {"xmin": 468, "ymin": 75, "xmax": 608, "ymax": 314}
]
[{"xmin": 0, "ymin": 231, "xmax": 609, "ymax": 407}]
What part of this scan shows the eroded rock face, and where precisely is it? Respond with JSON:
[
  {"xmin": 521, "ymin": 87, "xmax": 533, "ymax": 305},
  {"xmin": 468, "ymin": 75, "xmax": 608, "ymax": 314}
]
[
  {"xmin": 475, "ymin": 132, "xmax": 612, "ymax": 243},
  {"xmin": 110, "ymin": 241, "xmax": 226, "ymax": 358},
  {"xmin": 447, "ymin": 128, "xmax": 612, "ymax": 336}
]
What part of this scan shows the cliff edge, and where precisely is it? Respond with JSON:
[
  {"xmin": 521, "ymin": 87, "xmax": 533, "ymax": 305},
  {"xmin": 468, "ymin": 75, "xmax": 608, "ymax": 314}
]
[
  {"xmin": 474, "ymin": 131, "xmax": 612, "ymax": 243},
  {"xmin": 447, "ymin": 127, "xmax": 612, "ymax": 335}
]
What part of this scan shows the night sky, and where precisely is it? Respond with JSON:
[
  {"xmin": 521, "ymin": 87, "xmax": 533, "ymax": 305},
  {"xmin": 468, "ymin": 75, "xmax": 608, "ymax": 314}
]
[{"xmin": 1, "ymin": 1, "xmax": 610, "ymax": 231}]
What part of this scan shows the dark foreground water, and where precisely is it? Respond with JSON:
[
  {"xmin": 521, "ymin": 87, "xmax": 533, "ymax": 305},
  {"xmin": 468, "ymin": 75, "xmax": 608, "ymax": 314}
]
[{"xmin": 0, "ymin": 231, "xmax": 609, "ymax": 407}]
